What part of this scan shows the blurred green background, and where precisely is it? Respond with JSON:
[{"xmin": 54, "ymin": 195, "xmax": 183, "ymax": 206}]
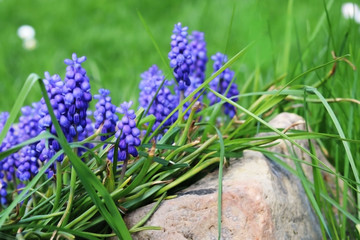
[{"xmin": 1, "ymin": 0, "xmax": 356, "ymax": 111}]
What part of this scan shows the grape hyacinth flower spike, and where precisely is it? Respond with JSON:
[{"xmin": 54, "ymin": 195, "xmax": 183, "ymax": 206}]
[
  {"xmin": 37, "ymin": 72, "xmax": 66, "ymax": 165},
  {"xmin": 207, "ymin": 52, "xmax": 239, "ymax": 118},
  {"xmin": 16, "ymin": 103, "xmax": 42, "ymax": 181},
  {"xmin": 108, "ymin": 101, "xmax": 140, "ymax": 180},
  {"xmin": 0, "ymin": 112, "xmax": 20, "ymax": 182},
  {"xmin": 189, "ymin": 31, "xmax": 207, "ymax": 85},
  {"xmin": 180, "ymin": 31, "xmax": 208, "ymax": 119},
  {"xmin": 108, "ymin": 101, "xmax": 141, "ymax": 161},
  {"xmin": 168, "ymin": 22, "xmax": 193, "ymax": 91},
  {"xmin": 138, "ymin": 65, "xmax": 178, "ymax": 133},
  {"xmin": 63, "ymin": 53, "xmax": 92, "ymax": 138},
  {"xmin": 0, "ymin": 180, "xmax": 7, "ymax": 205},
  {"xmin": 94, "ymin": 89, "xmax": 118, "ymax": 141}
]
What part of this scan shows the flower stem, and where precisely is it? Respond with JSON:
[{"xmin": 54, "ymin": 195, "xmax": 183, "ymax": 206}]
[
  {"xmin": 50, "ymin": 166, "xmax": 76, "ymax": 240},
  {"xmin": 177, "ymin": 90, "xmax": 185, "ymax": 123},
  {"xmin": 178, "ymin": 102, "xmax": 197, "ymax": 146},
  {"xmin": 119, "ymin": 154, "xmax": 129, "ymax": 184},
  {"xmin": 52, "ymin": 161, "xmax": 62, "ymax": 212}
]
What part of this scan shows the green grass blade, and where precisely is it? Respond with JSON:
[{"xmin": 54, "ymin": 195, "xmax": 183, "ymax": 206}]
[
  {"xmin": 306, "ymin": 86, "xmax": 360, "ymax": 218},
  {"xmin": 0, "ymin": 73, "xmax": 40, "ymax": 144},
  {"xmin": 137, "ymin": 11, "xmax": 172, "ymax": 77},
  {"xmin": 213, "ymin": 126, "xmax": 225, "ymax": 240},
  {"xmin": 207, "ymin": 87, "xmax": 336, "ymax": 176},
  {"xmin": 129, "ymin": 192, "xmax": 166, "ymax": 231},
  {"xmin": 38, "ymin": 80, "xmax": 132, "ymax": 239},
  {"xmin": 0, "ymin": 149, "xmax": 63, "ymax": 226}
]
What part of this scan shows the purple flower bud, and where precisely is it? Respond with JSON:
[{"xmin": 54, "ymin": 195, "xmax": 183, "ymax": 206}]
[
  {"xmin": 65, "ymin": 93, "xmax": 74, "ymax": 104},
  {"xmin": 73, "ymin": 87, "xmax": 83, "ymax": 99}
]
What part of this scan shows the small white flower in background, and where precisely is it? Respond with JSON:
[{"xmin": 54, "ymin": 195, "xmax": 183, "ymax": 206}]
[
  {"xmin": 342, "ymin": 2, "xmax": 360, "ymax": 23},
  {"xmin": 23, "ymin": 38, "xmax": 37, "ymax": 50},
  {"xmin": 17, "ymin": 25, "xmax": 35, "ymax": 40},
  {"xmin": 17, "ymin": 25, "xmax": 37, "ymax": 50}
]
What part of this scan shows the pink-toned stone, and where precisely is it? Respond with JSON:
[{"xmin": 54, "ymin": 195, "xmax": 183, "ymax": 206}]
[
  {"xmin": 123, "ymin": 112, "xmax": 346, "ymax": 239},
  {"xmin": 125, "ymin": 149, "xmax": 322, "ymax": 239}
]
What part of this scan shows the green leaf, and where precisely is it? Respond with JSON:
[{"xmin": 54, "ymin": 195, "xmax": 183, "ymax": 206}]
[
  {"xmin": 38, "ymin": 80, "xmax": 132, "ymax": 239},
  {"xmin": 306, "ymin": 86, "xmax": 360, "ymax": 219},
  {"xmin": 0, "ymin": 73, "xmax": 40, "ymax": 144}
]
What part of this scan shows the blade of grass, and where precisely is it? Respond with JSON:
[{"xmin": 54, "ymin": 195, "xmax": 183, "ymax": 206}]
[
  {"xmin": 0, "ymin": 149, "xmax": 63, "ymax": 226},
  {"xmin": 213, "ymin": 125, "xmax": 225, "ymax": 240},
  {"xmin": 207, "ymin": 87, "xmax": 336, "ymax": 177},
  {"xmin": 129, "ymin": 192, "xmax": 166, "ymax": 231},
  {"xmin": 305, "ymin": 86, "xmax": 360, "ymax": 219},
  {"xmin": 38, "ymin": 80, "xmax": 132, "ymax": 239},
  {"xmin": 0, "ymin": 73, "xmax": 39, "ymax": 144}
]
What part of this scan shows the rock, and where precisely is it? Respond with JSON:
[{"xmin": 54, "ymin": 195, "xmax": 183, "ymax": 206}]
[
  {"xmin": 261, "ymin": 112, "xmax": 350, "ymax": 209},
  {"xmin": 260, "ymin": 112, "xmax": 332, "ymax": 182},
  {"xmin": 125, "ymin": 112, "xmax": 328, "ymax": 240}
]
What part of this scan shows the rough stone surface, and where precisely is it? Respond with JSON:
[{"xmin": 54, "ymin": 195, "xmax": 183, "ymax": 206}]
[
  {"xmin": 260, "ymin": 112, "xmax": 349, "ymax": 205},
  {"xmin": 260, "ymin": 112, "xmax": 332, "ymax": 182},
  {"xmin": 124, "ymin": 113, "xmax": 334, "ymax": 240}
]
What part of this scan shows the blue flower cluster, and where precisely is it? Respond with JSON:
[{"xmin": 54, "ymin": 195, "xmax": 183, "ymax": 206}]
[
  {"xmin": 0, "ymin": 112, "xmax": 8, "ymax": 132},
  {"xmin": 139, "ymin": 65, "xmax": 178, "ymax": 131},
  {"xmin": 63, "ymin": 53, "xmax": 92, "ymax": 137},
  {"xmin": 37, "ymin": 72, "xmax": 66, "ymax": 164},
  {"xmin": 189, "ymin": 31, "xmax": 207, "ymax": 85},
  {"xmin": 16, "ymin": 104, "xmax": 42, "ymax": 181},
  {"xmin": 0, "ymin": 53, "xmax": 146, "ymax": 207},
  {"xmin": 139, "ymin": 24, "xmax": 240, "ymax": 129},
  {"xmin": 94, "ymin": 89, "xmax": 118, "ymax": 141},
  {"xmin": 0, "ymin": 23, "xmax": 242, "ymax": 208},
  {"xmin": 0, "ymin": 179, "xmax": 7, "ymax": 205},
  {"xmin": 0, "ymin": 113, "xmax": 20, "ymax": 182},
  {"xmin": 36, "ymin": 54, "xmax": 93, "ymax": 164},
  {"xmin": 108, "ymin": 101, "xmax": 141, "ymax": 161},
  {"xmin": 168, "ymin": 23, "xmax": 193, "ymax": 90},
  {"xmin": 207, "ymin": 52, "xmax": 239, "ymax": 118},
  {"xmin": 181, "ymin": 31, "xmax": 208, "ymax": 118}
]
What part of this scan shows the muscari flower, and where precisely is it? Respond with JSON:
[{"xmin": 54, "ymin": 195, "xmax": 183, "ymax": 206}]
[
  {"xmin": 207, "ymin": 52, "xmax": 239, "ymax": 118},
  {"xmin": 94, "ymin": 89, "xmax": 118, "ymax": 141},
  {"xmin": 37, "ymin": 72, "xmax": 66, "ymax": 164},
  {"xmin": 0, "ymin": 113, "xmax": 20, "ymax": 182},
  {"xmin": 17, "ymin": 145, "xmax": 40, "ymax": 181},
  {"xmin": 168, "ymin": 23, "xmax": 193, "ymax": 90},
  {"xmin": 39, "ymin": 72, "xmax": 66, "ymax": 136},
  {"xmin": 0, "ymin": 180, "xmax": 7, "ymax": 205},
  {"xmin": 108, "ymin": 101, "xmax": 141, "ymax": 161},
  {"xmin": 16, "ymin": 103, "xmax": 42, "ymax": 181},
  {"xmin": 189, "ymin": 31, "xmax": 207, "ymax": 84},
  {"xmin": 180, "ymin": 31, "xmax": 208, "ymax": 118},
  {"xmin": 0, "ymin": 112, "xmax": 9, "ymax": 132},
  {"xmin": 18, "ymin": 103, "xmax": 42, "ymax": 141},
  {"xmin": 37, "ymin": 53, "xmax": 92, "ymax": 164},
  {"xmin": 139, "ymin": 65, "xmax": 178, "ymax": 131},
  {"xmin": 63, "ymin": 53, "xmax": 92, "ymax": 138},
  {"xmin": 0, "ymin": 113, "xmax": 22, "ymax": 206}
]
